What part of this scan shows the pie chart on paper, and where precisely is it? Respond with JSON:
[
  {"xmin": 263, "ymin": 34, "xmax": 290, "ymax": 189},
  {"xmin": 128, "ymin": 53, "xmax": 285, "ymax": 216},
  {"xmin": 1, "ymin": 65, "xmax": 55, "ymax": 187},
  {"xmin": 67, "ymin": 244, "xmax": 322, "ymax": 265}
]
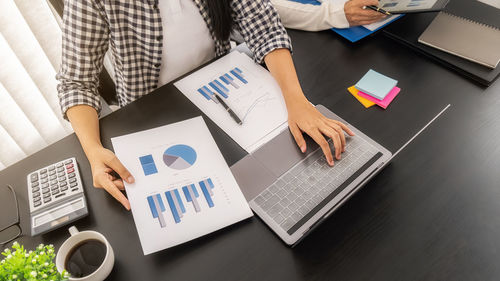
[{"xmin": 163, "ymin": 144, "xmax": 197, "ymax": 170}]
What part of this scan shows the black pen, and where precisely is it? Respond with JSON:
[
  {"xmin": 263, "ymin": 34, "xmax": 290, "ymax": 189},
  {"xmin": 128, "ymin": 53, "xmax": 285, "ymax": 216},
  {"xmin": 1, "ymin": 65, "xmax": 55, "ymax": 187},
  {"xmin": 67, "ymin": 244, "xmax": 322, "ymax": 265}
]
[
  {"xmin": 214, "ymin": 94, "xmax": 243, "ymax": 125},
  {"xmin": 364, "ymin": 5, "xmax": 392, "ymax": 16}
]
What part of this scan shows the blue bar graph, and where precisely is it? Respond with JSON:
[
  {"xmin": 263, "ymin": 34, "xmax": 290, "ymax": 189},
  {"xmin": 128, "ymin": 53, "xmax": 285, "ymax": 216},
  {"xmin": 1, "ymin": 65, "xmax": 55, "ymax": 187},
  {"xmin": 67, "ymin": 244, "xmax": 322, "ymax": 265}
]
[
  {"xmin": 182, "ymin": 186, "xmax": 192, "ymax": 201},
  {"xmin": 230, "ymin": 69, "xmax": 248, "ymax": 84},
  {"xmin": 174, "ymin": 189, "xmax": 186, "ymax": 213},
  {"xmin": 165, "ymin": 191, "xmax": 181, "ymax": 223},
  {"xmin": 207, "ymin": 178, "xmax": 214, "ymax": 189},
  {"xmin": 139, "ymin": 155, "xmax": 158, "ymax": 176},
  {"xmin": 199, "ymin": 180, "xmax": 214, "ymax": 208},
  {"xmin": 202, "ymin": 86, "xmax": 219, "ymax": 103},
  {"xmin": 209, "ymin": 81, "xmax": 228, "ymax": 99},
  {"xmin": 183, "ymin": 184, "xmax": 201, "ymax": 212},
  {"xmin": 214, "ymin": 79, "xmax": 229, "ymax": 92},
  {"xmin": 147, "ymin": 194, "xmax": 166, "ymax": 228},
  {"xmin": 223, "ymin": 73, "xmax": 239, "ymax": 89},
  {"xmin": 191, "ymin": 184, "xmax": 199, "ymax": 197},
  {"xmin": 197, "ymin": 88, "xmax": 211, "ymax": 100}
]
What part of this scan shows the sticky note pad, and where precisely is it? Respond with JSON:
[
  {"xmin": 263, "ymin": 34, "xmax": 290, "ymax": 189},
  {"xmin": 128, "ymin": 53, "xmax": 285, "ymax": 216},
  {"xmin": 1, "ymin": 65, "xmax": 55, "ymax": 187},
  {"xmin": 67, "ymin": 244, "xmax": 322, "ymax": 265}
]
[
  {"xmin": 355, "ymin": 69, "xmax": 398, "ymax": 100},
  {"xmin": 348, "ymin": 86, "xmax": 375, "ymax": 108},
  {"xmin": 357, "ymin": 86, "xmax": 401, "ymax": 109}
]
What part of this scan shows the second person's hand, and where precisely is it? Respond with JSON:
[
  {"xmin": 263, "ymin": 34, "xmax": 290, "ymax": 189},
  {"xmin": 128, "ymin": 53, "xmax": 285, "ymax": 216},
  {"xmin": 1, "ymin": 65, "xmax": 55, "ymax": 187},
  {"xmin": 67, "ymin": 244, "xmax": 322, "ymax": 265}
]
[
  {"xmin": 87, "ymin": 145, "xmax": 135, "ymax": 210},
  {"xmin": 287, "ymin": 97, "xmax": 355, "ymax": 166},
  {"xmin": 344, "ymin": 0, "xmax": 387, "ymax": 26}
]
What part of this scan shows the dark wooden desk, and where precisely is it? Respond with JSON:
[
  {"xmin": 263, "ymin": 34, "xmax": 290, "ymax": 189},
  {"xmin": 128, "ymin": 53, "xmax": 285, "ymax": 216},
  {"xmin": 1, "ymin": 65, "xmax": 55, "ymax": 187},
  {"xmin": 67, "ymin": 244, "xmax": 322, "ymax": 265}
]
[{"xmin": 1, "ymin": 28, "xmax": 500, "ymax": 281}]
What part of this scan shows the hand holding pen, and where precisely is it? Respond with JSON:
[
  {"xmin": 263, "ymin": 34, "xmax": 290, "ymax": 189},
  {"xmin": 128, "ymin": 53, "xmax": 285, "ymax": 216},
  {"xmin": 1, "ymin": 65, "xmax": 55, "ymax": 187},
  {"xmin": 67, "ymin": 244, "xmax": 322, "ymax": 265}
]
[{"xmin": 344, "ymin": 0, "xmax": 388, "ymax": 26}]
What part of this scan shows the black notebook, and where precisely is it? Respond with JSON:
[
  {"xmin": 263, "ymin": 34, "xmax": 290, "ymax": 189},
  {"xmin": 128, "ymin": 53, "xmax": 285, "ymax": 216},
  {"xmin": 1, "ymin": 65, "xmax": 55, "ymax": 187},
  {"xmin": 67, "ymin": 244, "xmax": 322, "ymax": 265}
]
[{"xmin": 382, "ymin": 0, "xmax": 500, "ymax": 86}]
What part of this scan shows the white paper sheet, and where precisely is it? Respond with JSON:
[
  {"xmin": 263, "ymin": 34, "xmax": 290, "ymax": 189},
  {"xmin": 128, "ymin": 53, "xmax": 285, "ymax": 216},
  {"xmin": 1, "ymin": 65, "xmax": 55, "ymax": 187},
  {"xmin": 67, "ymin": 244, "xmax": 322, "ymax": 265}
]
[
  {"xmin": 111, "ymin": 117, "xmax": 253, "ymax": 255},
  {"xmin": 363, "ymin": 14, "xmax": 403, "ymax": 31},
  {"xmin": 174, "ymin": 51, "xmax": 288, "ymax": 153}
]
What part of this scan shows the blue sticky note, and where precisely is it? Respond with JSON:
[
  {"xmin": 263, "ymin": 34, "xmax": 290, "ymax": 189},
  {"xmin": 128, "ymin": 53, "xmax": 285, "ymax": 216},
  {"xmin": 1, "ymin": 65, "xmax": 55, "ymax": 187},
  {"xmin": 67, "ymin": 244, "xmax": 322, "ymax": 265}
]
[{"xmin": 355, "ymin": 69, "xmax": 398, "ymax": 100}]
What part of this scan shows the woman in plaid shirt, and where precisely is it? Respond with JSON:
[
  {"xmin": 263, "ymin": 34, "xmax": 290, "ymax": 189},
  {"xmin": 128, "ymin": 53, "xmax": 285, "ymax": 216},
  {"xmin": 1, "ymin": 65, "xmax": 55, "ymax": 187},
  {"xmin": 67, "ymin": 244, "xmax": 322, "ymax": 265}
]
[{"xmin": 57, "ymin": 0, "xmax": 353, "ymax": 209}]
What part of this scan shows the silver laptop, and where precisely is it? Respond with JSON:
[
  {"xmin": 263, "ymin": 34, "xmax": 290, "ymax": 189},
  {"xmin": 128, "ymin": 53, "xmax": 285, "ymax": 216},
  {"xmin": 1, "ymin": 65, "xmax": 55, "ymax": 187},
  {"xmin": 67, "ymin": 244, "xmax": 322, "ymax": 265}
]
[{"xmin": 231, "ymin": 105, "xmax": 392, "ymax": 245}]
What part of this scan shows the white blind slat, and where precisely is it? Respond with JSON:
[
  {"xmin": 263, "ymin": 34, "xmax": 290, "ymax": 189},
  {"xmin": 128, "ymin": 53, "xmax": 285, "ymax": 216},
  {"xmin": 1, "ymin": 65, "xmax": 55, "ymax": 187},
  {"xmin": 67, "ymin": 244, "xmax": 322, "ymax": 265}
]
[
  {"xmin": 0, "ymin": 34, "xmax": 67, "ymax": 144},
  {"xmin": 0, "ymin": 82, "xmax": 47, "ymax": 154},
  {"xmin": 0, "ymin": 124, "xmax": 27, "ymax": 167},
  {"xmin": 0, "ymin": 0, "xmax": 72, "ymax": 134},
  {"xmin": 12, "ymin": 0, "xmax": 62, "ymax": 70}
]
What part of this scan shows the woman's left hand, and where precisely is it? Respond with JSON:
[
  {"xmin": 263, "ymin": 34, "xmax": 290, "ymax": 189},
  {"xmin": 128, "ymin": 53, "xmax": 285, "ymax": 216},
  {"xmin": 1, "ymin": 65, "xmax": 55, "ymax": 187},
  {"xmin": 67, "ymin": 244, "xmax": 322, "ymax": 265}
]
[{"xmin": 286, "ymin": 97, "xmax": 355, "ymax": 166}]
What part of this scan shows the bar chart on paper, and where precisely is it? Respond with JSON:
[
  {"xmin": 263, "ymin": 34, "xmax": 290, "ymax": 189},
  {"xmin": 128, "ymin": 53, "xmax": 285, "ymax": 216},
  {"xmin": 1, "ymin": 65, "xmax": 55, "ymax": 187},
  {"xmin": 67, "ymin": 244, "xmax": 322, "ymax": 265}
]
[
  {"xmin": 146, "ymin": 178, "xmax": 217, "ymax": 227},
  {"xmin": 194, "ymin": 63, "xmax": 279, "ymax": 124},
  {"xmin": 175, "ymin": 52, "xmax": 288, "ymax": 153}
]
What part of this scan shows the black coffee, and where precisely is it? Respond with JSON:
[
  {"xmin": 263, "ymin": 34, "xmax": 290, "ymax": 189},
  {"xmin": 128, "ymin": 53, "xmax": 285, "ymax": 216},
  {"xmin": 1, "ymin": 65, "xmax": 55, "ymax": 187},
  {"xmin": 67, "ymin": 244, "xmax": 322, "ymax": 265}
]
[{"xmin": 64, "ymin": 239, "xmax": 107, "ymax": 278}]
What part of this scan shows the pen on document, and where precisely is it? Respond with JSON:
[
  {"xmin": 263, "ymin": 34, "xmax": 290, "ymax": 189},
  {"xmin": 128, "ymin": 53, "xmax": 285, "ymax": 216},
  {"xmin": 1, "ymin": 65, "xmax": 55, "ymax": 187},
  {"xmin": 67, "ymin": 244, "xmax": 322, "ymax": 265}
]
[
  {"xmin": 364, "ymin": 5, "xmax": 392, "ymax": 15},
  {"xmin": 214, "ymin": 94, "xmax": 243, "ymax": 125}
]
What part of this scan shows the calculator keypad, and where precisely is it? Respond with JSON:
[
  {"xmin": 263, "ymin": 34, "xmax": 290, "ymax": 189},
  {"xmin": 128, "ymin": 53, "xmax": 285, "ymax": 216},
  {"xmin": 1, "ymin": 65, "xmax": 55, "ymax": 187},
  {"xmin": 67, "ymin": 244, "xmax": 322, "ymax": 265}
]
[{"xmin": 28, "ymin": 157, "xmax": 83, "ymax": 212}]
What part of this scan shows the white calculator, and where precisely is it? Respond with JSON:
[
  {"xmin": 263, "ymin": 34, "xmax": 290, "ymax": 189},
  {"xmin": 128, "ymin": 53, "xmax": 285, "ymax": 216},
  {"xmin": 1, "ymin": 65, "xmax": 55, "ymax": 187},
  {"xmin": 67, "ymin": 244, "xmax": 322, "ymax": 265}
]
[{"xmin": 27, "ymin": 157, "xmax": 88, "ymax": 236}]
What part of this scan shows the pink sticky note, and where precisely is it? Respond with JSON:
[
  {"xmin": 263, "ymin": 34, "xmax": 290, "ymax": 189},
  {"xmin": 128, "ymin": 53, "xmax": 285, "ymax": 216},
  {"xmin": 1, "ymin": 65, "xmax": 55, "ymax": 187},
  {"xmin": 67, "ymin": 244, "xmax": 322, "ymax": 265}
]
[{"xmin": 357, "ymin": 86, "xmax": 401, "ymax": 109}]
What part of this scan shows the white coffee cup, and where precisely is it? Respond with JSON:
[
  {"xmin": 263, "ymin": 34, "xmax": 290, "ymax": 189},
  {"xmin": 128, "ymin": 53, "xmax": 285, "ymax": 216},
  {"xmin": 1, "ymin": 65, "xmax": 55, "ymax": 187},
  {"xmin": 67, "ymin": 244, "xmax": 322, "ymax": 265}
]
[{"xmin": 56, "ymin": 226, "xmax": 114, "ymax": 281}]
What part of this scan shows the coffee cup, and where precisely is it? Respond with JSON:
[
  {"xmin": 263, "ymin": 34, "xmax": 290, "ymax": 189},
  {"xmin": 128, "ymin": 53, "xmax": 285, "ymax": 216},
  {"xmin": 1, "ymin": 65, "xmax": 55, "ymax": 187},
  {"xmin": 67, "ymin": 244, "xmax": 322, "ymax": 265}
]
[{"xmin": 56, "ymin": 226, "xmax": 114, "ymax": 281}]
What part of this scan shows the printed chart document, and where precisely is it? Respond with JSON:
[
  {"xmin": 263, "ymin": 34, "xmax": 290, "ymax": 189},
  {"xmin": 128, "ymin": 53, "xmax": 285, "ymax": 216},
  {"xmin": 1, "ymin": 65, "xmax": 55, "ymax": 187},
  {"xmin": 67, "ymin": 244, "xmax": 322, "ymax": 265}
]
[
  {"xmin": 111, "ymin": 117, "xmax": 253, "ymax": 255},
  {"xmin": 174, "ymin": 51, "xmax": 288, "ymax": 153}
]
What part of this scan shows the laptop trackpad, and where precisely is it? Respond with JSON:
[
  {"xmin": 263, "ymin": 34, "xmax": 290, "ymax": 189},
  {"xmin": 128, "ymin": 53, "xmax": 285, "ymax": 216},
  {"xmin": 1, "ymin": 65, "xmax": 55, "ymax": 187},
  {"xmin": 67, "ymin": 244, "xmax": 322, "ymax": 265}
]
[
  {"xmin": 230, "ymin": 155, "xmax": 277, "ymax": 201},
  {"xmin": 252, "ymin": 129, "xmax": 319, "ymax": 178}
]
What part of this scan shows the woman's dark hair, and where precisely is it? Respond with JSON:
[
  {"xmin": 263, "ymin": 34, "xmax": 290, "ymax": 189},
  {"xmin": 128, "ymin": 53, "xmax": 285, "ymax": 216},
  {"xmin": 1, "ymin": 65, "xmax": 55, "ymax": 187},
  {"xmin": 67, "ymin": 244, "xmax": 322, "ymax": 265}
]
[{"xmin": 206, "ymin": 0, "xmax": 234, "ymax": 41}]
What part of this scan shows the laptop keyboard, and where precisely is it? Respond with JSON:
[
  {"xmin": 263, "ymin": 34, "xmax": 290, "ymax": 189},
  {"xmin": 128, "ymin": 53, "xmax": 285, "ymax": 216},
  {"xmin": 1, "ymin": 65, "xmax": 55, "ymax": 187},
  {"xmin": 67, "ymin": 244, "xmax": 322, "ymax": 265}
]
[{"xmin": 252, "ymin": 136, "xmax": 380, "ymax": 233}]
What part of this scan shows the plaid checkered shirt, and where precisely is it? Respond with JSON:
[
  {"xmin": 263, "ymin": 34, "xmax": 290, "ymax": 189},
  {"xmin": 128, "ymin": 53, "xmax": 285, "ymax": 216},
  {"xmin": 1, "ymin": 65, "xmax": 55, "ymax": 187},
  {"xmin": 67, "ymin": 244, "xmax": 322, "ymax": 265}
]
[{"xmin": 56, "ymin": 0, "xmax": 292, "ymax": 118}]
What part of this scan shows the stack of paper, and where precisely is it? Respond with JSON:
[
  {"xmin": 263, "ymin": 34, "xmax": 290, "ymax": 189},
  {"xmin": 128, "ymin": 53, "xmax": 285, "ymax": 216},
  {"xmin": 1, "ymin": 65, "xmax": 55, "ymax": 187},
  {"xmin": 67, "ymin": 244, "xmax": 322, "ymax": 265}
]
[{"xmin": 348, "ymin": 69, "xmax": 401, "ymax": 109}]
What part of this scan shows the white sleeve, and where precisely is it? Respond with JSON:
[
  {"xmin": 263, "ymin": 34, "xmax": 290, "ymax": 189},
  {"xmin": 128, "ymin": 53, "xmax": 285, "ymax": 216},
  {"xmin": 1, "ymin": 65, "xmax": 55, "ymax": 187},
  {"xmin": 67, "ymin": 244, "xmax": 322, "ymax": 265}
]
[{"xmin": 271, "ymin": 0, "xmax": 350, "ymax": 31}]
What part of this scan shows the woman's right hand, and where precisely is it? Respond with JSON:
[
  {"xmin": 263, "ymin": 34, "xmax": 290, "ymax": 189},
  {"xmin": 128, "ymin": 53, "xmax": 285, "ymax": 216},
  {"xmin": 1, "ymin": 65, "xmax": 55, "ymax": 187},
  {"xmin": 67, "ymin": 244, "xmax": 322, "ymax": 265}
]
[
  {"xmin": 86, "ymin": 146, "xmax": 135, "ymax": 210},
  {"xmin": 344, "ymin": 0, "xmax": 387, "ymax": 26}
]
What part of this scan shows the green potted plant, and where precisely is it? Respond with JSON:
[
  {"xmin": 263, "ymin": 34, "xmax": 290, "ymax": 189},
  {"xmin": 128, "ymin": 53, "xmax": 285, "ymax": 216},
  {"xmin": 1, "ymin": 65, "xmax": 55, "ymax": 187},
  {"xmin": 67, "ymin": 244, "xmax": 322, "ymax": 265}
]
[{"xmin": 1, "ymin": 242, "xmax": 69, "ymax": 281}]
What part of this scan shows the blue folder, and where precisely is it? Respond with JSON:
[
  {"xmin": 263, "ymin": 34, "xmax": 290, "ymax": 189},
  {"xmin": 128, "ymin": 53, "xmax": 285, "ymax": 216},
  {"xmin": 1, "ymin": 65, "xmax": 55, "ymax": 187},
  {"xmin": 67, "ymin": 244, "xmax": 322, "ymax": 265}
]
[{"xmin": 288, "ymin": 0, "xmax": 403, "ymax": 43}]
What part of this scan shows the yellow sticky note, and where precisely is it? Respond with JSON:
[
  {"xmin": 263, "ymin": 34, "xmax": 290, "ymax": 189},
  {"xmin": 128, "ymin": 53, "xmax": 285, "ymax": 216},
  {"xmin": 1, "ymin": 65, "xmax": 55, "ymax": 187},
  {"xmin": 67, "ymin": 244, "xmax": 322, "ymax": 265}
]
[{"xmin": 348, "ymin": 86, "xmax": 375, "ymax": 108}]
